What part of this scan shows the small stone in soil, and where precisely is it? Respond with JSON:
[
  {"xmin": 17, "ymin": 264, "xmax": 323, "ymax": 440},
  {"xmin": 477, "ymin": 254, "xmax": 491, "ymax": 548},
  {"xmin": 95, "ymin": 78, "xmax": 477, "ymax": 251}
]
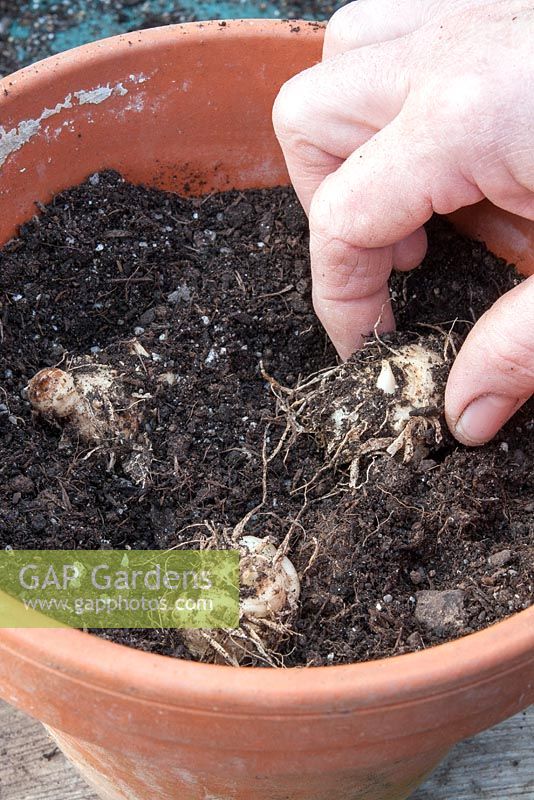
[
  {"xmin": 415, "ymin": 590, "xmax": 466, "ymax": 635},
  {"xmin": 406, "ymin": 631, "xmax": 424, "ymax": 649},
  {"xmin": 410, "ymin": 568, "xmax": 426, "ymax": 586},
  {"xmin": 7, "ymin": 475, "xmax": 35, "ymax": 495},
  {"xmin": 167, "ymin": 285, "xmax": 191, "ymax": 304},
  {"xmin": 487, "ymin": 549, "xmax": 513, "ymax": 568}
]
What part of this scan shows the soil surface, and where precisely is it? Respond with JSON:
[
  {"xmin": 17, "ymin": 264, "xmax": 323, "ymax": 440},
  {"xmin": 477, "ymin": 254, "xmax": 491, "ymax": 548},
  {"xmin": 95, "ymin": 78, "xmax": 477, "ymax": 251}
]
[{"xmin": 0, "ymin": 171, "xmax": 532, "ymax": 666}]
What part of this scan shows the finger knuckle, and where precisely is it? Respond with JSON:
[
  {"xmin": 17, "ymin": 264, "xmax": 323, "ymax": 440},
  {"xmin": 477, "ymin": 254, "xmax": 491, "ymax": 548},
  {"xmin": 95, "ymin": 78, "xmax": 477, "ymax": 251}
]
[
  {"xmin": 324, "ymin": 2, "xmax": 360, "ymax": 51},
  {"xmin": 309, "ymin": 180, "xmax": 333, "ymax": 230},
  {"xmin": 310, "ymin": 180, "xmax": 373, "ymax": 248},
  {"xmin": 309, "ymin": 180, "xmax": 391, "ymax": 299},
  {"xmin": 430, "ymin": 72, "xmax": 491, "ymax": 127},
  {"xmin": 484, "ymin": 309, "xmax": 534, "ymax": 389},
  {"xmin": 309, "ymin": 179, "xmax": 345, "ymax": 240},
  {"xmin": 272, "ymin": 72, "xmax": 313, "ymax": 141},
  {"xmin": 491, "ymin": 347, "xmax": 534, "ymax": 389},
  {"xmin": 497, "ymin": 345, "xmax": 534, "ymax": 382}
]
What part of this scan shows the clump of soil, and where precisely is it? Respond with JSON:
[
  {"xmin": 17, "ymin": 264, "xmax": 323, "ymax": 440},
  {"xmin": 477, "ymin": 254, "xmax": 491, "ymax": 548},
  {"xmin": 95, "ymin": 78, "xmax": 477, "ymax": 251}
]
[{"xmin": 0, "ymin": 171, "xmax": 532, "ymax": 665}]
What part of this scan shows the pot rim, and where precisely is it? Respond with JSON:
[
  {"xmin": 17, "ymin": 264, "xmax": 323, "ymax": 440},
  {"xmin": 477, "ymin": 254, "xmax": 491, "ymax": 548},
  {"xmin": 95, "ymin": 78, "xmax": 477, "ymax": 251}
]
[
  {"xmin": 0, "ymin": 18, "xmax": 532, "ymax": 717},
  {"xmin": 0, "ymin": 17, "xmax": 327, "ymax": 89},
  {"xmin": 2, "ymin": 608, "xmax": 533, "ymax": 714}
]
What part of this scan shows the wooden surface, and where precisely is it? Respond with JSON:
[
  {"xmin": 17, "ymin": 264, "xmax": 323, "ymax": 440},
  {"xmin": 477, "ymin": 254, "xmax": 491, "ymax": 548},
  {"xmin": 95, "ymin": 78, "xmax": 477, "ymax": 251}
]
[{"xmin": 0, "ymin": 700, "xmax": 532, "ymax": 799}]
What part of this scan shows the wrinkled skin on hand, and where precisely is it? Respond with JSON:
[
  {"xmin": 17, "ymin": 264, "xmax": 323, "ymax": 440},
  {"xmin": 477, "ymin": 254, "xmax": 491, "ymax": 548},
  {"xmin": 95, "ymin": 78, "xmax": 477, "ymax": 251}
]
[{"xmin": 273, "ymin": 0, "xmax": 534, "ymax": 446}]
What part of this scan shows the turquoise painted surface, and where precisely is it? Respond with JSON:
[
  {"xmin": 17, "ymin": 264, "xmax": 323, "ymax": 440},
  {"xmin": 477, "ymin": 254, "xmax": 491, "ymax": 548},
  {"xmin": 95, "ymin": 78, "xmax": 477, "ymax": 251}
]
[
  {"xmin": 9, "ymin": 0, "xmax": 335, "ymax": 64},
  {"xmin": 51, "ymin": 2, "xmax": 289, "ymax": 54}
]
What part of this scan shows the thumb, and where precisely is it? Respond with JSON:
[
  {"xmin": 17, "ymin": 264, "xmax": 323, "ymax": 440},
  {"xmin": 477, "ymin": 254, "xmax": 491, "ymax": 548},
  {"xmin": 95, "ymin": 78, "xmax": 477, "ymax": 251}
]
[{"xmin": 446, "ymin": 276, "xmax": 534, "ymax": 446}]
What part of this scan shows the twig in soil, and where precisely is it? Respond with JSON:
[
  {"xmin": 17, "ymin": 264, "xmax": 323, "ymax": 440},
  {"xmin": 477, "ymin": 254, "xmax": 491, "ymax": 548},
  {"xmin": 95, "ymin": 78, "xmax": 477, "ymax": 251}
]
[
  {"xmin": 234, "ymin": 270, "xmax": 247, "ymax": 296},
  {"xmin": 257, "ymin": 284, "xmax": 294, "ymax": 300},
  {"xmin": 301, "ymin": 536, "xmax": 320, "ymax": 577},
  {"xmin": 392, "ymin": 627, "xmax": 405, "ymax": 653},
  {"xmin": 361, "ymin": 511, "xmax": 396, "ymax": 550},
  {"xmin": 193, "ymin": 631, "xmax": 240, "ymax": 667},
  {"xmin": 291, "ymin": 418, "xmax": 365, "ymax": 495},
  {"xmin": 375, "ymin": 483, "xmax": 427, "ymax": 515}
]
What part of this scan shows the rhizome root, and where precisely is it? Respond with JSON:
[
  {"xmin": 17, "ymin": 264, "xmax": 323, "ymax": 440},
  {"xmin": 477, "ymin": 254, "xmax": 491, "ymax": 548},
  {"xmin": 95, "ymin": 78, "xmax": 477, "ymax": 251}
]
[{"xmin": 264, "ymin": 331, "xmax": 457, "ymax": 486}]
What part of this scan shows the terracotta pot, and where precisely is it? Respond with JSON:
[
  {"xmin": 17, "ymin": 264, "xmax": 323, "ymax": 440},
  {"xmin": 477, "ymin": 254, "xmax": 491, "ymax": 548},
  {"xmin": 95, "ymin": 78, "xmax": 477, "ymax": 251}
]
[{"xmin": 0, "ymin": 20, "xmax": 532, "ymax": 800}]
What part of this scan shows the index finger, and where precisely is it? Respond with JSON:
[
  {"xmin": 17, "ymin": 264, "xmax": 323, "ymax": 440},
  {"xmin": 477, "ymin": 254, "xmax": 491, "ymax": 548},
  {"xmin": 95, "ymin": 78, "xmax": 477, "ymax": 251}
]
[
  {"xmin": 308, "ymin": 106, "xmax": 471, "ymax": 357},
  {"xmin": 272, "ymin": 41, "xmax": 411, "ymax": 213}
]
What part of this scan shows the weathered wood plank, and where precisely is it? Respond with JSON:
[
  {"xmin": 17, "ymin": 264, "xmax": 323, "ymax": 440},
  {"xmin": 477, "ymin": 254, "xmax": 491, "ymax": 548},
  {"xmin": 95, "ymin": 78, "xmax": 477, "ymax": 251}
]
[
  {"xmin": 0, "ymin": 700, "xmax": 532, "ymax": 799},
  {"xmin": 412, "ymin": 707, "xmax": 534, "ymax": 799},
  {"xmin": 0, "ymin": 700, "xmax": 97, "ymax": 800}
]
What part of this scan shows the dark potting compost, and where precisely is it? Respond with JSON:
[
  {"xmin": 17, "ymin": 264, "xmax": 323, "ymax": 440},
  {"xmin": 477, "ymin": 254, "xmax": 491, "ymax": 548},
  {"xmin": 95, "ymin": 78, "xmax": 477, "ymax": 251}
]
[{"xmin": 0, "ymin": 171, "xmax": 532, "ymax": 666}]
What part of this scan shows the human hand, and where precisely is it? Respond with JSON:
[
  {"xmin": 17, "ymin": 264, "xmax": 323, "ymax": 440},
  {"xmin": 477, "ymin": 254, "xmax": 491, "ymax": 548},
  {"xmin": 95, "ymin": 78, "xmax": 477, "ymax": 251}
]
[{"xmin": 273, "ymin": 0, "xmax": 534, "ymax": 445}]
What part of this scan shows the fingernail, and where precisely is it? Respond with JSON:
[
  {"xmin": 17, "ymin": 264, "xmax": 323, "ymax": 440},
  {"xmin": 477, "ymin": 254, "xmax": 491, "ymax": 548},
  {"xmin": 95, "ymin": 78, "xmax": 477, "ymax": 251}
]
[{"xmin": 455, "ymin": 394, "xmax": 519, "ymax": 445}]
